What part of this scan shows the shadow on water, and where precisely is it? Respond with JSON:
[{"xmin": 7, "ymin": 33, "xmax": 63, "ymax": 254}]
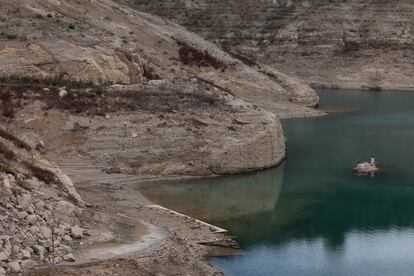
[{"xmin": 140, "ymin": 166, "xmax": 285, "ymax": 222}]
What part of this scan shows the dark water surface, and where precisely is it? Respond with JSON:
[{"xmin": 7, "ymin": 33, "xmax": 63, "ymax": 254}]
[{"xmin": 141, "ymin": 89, "xmax": 414, "ymax": 276}]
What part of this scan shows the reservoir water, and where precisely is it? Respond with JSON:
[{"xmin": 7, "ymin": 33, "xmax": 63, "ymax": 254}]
[{"xmin": 141, "ymin": 89, "xmax": 414, "ymax": 276}]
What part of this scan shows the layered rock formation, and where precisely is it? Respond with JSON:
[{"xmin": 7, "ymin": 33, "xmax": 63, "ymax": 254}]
[
  {"xmin": 4, "ymin": 80, "xmax": 285, "ymax": 177},
  {"xmin": 0, "ymin": 0, "xmax": 319, "ymax": 111},
  {"xmin": 128, "ymin": 0, "xmax": 414, "ymax": 90}
]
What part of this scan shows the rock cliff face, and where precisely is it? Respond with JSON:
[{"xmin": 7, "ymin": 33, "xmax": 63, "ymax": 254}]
[
  {"xmin": 0, "ymin": 0, "xmax": 319, "ymax": 112},
  {"xmin": 128, "ymin": 0, "xmax": 414, "ymax": 90},
  {"xmin": 4, "ymin": 80, "xmax": 285, "ymax": 177}
]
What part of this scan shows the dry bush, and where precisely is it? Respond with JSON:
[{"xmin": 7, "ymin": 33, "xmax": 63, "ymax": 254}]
[{"xmin": 177, "ymin": 41, "xmax": 226, "ymax": 70}]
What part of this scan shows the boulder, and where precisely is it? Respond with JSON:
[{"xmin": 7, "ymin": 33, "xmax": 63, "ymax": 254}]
[
  {"xmin": 18, "ymin": 194, "xmax": 32, "ymax": 210},
  {"xmin": 22, "ymin": 178, "xmax": 43, "ymax": 191},
  {"xmin": 26, "ymin": 214, "xmax": 37, "ymax": 225},
  {"xmin": 39, "ymin": 226, "xmax": 52, "ymax": 239},
  {"xmin": 21, "ymin": 249, "xmax": 31, "ymax": 260},
  {"xmin": 17, "ymin": 211, "xmax": 28, "ymax": 219},
  {"xmin": 63, "ymin": 253, "xmax": 76, "ymax": 262},
  {"xmin": 70, "ymin": 225, "xmax": 84, "ymax": 239},
  {"xmin": 59, "ymin": 89, "xmax": 68, "ymax": 98},
  {"xmin": 8, "ymin": 261, "xmax": 20, "ymax": 273},
  {"xmin": 0, "ymin": 252, "xmax": 7, "ymax": 262},
  {"xmin": 32, "ymin": 245, "xmax": 45, "ymax": 257},
  {"xmin": 21, "ymin": 259, "xmax": 38, "ymax": 270},
  {"xmin": 55, "ymin": 200, "xmax": 76, "ymax": 217}
]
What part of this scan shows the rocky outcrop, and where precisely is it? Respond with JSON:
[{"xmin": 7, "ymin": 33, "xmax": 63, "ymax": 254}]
[
  {"xmin": 128, "ymin": 0, "xmax": 414, "ymax": 90},
  {"xmin": 210, "ymin": 116, "xmax": 285, "ymax": 175},
  {"xmin": 5, "ymin": 80, "xmax": 286, "ymax": 177},
  {"xmin": 0, "ymin": 127, "xmax": 83, "ymax": 205},
  {"xmin": 0, "ymin": 0, "xmax": 319, "ymax": 115}
]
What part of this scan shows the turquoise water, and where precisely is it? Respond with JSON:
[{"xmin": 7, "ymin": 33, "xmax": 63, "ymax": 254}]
[{"xmin": 141, "ymin": 89, "xmax": 414, "ymax": 276}]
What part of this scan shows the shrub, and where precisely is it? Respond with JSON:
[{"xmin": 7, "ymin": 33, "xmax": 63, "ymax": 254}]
[
  {"xmin": 0, "ymin": 74, "xmax": 94, "ymax": 88},
  {"xmin": 6, "ymin": 34, "xmax": 17, "ymax": 40},
  {"xmin": 176, "ymin": 41, "xmax": 226, "ymax": 70},
  {"xmin": 142, "ymin": 63, "xmax": 160, "ymax": 80}
]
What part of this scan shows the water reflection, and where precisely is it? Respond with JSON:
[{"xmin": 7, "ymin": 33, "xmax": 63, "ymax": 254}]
[
  {"xmin": 140, "ymin": 166, "xmax": 284, "ymax": 222},
  {"xmin": 141, "ymin": 89, "xmax": 414, "ymax": 275}
]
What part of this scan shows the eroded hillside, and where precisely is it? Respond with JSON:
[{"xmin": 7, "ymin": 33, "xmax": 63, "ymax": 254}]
[
  {"xmin": 0, "ymin": 0, "xmax": 319, "ymax": 115},
  {"xmin": 128, "ymin": 0, "xmax": 414, "ymax": 90}
]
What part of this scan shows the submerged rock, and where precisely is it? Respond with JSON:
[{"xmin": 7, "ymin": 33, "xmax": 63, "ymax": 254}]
[{"xmin": 353, "ymin": 162, "xmax": 379, "ymax": 174}]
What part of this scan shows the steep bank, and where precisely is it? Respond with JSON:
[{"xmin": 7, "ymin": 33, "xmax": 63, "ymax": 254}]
[
  {"xmin": 3, "ymin": 80, "xmax": 285, "ymax": 177},
  {"xmin": 0, "ymin": 126, "xmax": 88, "ymax": 274},
  {"xmin": 127, "ymin": 0, "xmax": 414, "ymax": 90}
]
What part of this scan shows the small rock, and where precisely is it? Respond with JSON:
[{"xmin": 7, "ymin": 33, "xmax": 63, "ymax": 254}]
[
  {"xmin": 26, "ymin": 205, "xmax": 35, "ymax": 214},
  {"xmin": 227, "ymin": 125, "xmax": 237, "ymax": 132},
  {"xmin": 22, "ymin": 178, "xmax": 43, "ymax": 191},
  {"xmin": 57, "ymin": 244, "xmax": 72, "ymax": 254},
  {"xmin": 71, "ymin": 122, "xmax": 89, "ymax": 133},
  {"xmin": 12, "ymin": 245, "xmax": 20, "ymax": 255},
  {"xmin": 55, "ymin": 256, "xmax": 62, "ymax": 264},
  {"xmin": 21, "ymin": 259, "xmax": 37, "ymax": 270},
  {"xmin": 39, "ymin": 226, "xmax": 52, "ymax": 239},
  {"xmin": 62, "ymin": 235, "xmax": 72, "ymax": 242},
  {"xmin": 59, "ymin": 89, "xmax": 68, "ymax": 98},
  {"xmin": 131, "ymin": 132, "xmax": 138, "ymax": 138},
  {"xmin": 18, "ymin": 194, "xmax": 31, "ymax": 210},
  {"xmin": 26, "ymin": 214, "xmax": 37, "ymax": 225},
  {"xmin": 0, "ymin": 252, "xmax": 7, "ymax": 261},
  {"xmin": 32, "ymin": 245, "xmax": 45, "ymax": 257},
  {"xmin": 63, "ymin": 253, "xmax": 76, "ymax": 262},
  {"xmin": 29, "ymin": 225, "xmax": 39, "ymax": 235},
  {"xmin": 8, "ymin": 261, "xmax": 20, "ymax": 273},
  {"xmin": 22, "ymin": 237, "xmax": 36, "ymax": 247},
  {"xmin": 21, "ymin": 249, "xmax": 31, "ymax": 260},
  {"xmin": 35, "ymin": 139, "xmax": 45, "ymax": 149},
  {"xmin": 70, "ymin": 225, "xmax": 84, "ymax": 239},
  {"xmin": 103, "ymin": 167, "xmax": 122, "ymax": 174},
  {"xmin": 17, "ymin": 211, "xmax": 28, "ymax": 219},
  {"xmin": 55, "ymin": 200, "xmax": 76, "ymax": 217}
]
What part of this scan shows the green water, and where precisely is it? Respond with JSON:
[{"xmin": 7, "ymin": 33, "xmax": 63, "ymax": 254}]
[{"xmin": 141, "ymin": 89, "xmax": 414, "ymax": 276}]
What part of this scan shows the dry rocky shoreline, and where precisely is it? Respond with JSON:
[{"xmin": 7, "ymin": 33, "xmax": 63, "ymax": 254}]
[
  {"xmin": 0, "ymin": 127, "xmax": 87, "ymax": 274},
  {"xmin": 0, "ymin": 79, "xmax": 316, "ymax": 275}
]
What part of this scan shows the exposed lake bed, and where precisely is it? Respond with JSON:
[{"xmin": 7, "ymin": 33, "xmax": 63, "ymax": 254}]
[{"xmin": 142, "ymin": 89, "xmax": 414, "ymax": 275}]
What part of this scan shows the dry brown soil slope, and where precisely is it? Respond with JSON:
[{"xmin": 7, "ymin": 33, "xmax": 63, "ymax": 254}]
[
  {"xmin": 0, "ymin": 0, "xmax": 319, "ymax": 114},
  {"xmin": 128, "ymin": 0, "xmax": 414, "ymax": 90}
]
